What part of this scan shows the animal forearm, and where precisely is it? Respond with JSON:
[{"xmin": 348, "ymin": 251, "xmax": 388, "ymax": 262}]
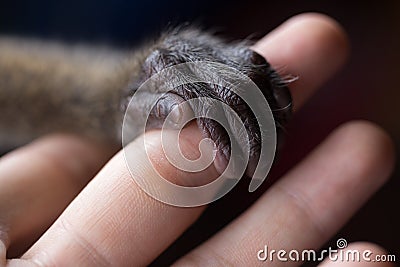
[
  {"xmin": 0, "ymin": 29, "xmax": 292, "ymax": 176},
  {"xmin": 0, "ymin": 37, "xmax": 145, "ymax": 145}
]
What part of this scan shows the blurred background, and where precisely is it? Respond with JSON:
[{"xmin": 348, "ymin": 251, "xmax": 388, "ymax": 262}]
[{"xmin": 0, "ymin": 0, "xmax": 399, "ymax": 265}]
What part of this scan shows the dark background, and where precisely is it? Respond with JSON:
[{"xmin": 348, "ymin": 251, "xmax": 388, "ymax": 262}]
[{"xmin": 0, "ymin": 0, "xmax": 399, "ymax": 265}]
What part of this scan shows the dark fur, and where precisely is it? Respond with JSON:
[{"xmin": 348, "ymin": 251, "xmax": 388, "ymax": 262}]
[
  {"xmin": 0, "ymin": 28, "xmax": 292, "ymax": 172},
  {"xmin": 124, "ymin": 28, "xmax": 292, "ymax": 174}
]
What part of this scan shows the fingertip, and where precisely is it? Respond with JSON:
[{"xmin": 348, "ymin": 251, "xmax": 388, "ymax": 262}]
[
  {"xmin": 333, "ymin": 120, "xmax": 395, "ymax": 188},
  {"xmin": 319, "ymin": 242, "xmax": 395, "ymax": 267},
  {"xmin": 253, "ymin": 12, "xmax": 350, "ymax": 109},
  {"xmin": 286, "ymin": 12, "xmax": 350, "ymax": 61},
  {"xmin": 349, "ymin": 241, "xmax": 392, "ymax": 255},
  {"xmin": 256, "ymin": 12, "xmax": 350, "ymax": 63}
]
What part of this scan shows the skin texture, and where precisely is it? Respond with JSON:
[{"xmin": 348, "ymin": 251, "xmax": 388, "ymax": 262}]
[{"xmin": 0, "ymin": 13, "xmax": 396, "ymax": 267}]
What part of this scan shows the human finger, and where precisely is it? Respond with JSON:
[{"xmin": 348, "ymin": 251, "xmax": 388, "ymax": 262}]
[
  {"xmin": 318, "ymin": 242, "xmax": 395, "ymax": 267},
  {"xmin": 173, "ymin": 121, "xmax": 395, "ymax": 266},
  {"xmin": 0, "ymin": 135, "xmax": 113, "ymax": 256},
  {"xmin": 14, "ymin": 13, "xmax": 350, "ymax": 266}
]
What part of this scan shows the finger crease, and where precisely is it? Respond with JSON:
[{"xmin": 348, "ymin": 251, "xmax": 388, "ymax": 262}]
[
  {"xmin": 57, "ymin": 218, "xmax": 112, "ymax": 267},
  {"xmin": 274, "ymin": 183, "xmax": 328, "ymax": 241}
]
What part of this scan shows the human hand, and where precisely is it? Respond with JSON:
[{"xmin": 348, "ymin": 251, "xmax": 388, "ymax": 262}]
[{"xmin": 0, "ymin": 13, "xmax": 395, "ymax": 266}]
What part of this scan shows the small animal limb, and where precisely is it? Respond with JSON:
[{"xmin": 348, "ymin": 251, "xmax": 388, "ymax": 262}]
[{"xmin": 0, "ymin": 28, "xmax": 292, "ymax": 173}]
